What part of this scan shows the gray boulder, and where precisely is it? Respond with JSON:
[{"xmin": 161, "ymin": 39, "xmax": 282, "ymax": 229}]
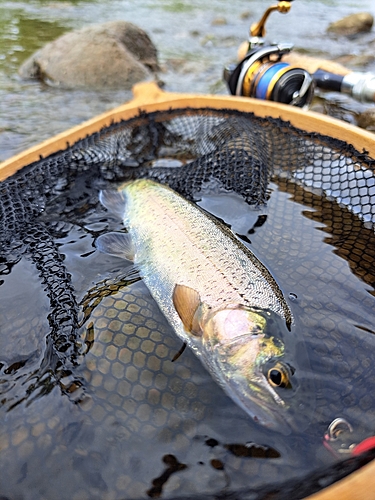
[
  {"xmin": 19, "ymin": 21, "xmax": 159, "ymax": 89},
  {"xmin": 327, "ymin": 12, "xmax": 373, "ymax": 36}
]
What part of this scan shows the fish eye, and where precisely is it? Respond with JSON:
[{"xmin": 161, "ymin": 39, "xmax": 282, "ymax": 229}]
[{"xmin": 267, "ymin": 363, "xmax": 291, "ymax": 389}]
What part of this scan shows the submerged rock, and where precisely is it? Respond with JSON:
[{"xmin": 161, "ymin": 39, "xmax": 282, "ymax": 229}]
[
  {"xmin": 19, "ymin": 21, "xmax": 159, "ymax": 90},
  {"xmin": 357, "ymin": 108, "xmax": 375, "ymax": 132},
  {"xmin": 211, "ymin": 17, "xmax": 227, "ymax": 26},
  {"xmin": 327, "ymin": 12, "xmax": 373, "ymax": 37}
]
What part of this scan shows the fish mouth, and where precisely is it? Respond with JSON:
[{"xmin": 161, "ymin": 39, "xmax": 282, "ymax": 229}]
[{"xmin": 225, "ymin": 374, "xmax": 298, "ymax": 435}]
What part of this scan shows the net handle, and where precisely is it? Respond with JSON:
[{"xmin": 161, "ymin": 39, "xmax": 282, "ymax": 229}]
[{"xmin": 305, "ymin": 454, "xmax": 375, "ymax": 500}]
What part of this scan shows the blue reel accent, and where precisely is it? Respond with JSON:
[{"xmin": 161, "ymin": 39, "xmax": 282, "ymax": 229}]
[{"xmin": 255, "ymin": 62, "xmax": 289, "ymax": 100}]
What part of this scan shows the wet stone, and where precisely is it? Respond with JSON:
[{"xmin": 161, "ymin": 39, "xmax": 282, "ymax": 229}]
[
  {"xmin": 18, "ymin": 21, "xmax": 159, "ymax": 90},
  {"xmin": 327, "ymin": 12, "xmax": 374, "ymax": 36}
]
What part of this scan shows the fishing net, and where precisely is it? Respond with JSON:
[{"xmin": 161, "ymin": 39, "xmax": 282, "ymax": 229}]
[{"xmin": 0, "ymin": 106, "xmax": 375, "ymax": 500}]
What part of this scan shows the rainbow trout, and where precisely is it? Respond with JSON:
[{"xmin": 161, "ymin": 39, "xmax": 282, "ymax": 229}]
[{"xmin": 97, "ymin": 179, "xmax": 297, "ymax": 434}]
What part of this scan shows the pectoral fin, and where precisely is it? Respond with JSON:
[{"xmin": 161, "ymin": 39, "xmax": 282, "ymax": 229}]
[
  {"xmin": 172, "ymin": 284, "xmax": 202, "ymax": 336},
  {"xmin": 99, "ymin": 189, "xmax": 127, "ymax": 219},
  {"xmin": 96, "ymin": 232, "xmax": 135, "ymax": 261}
]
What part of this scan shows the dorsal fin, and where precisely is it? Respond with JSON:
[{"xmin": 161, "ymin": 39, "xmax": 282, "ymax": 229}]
[
  {"xmin": 96, "ymin": 232, "xmax": 135, "ymax": 261},
  {"xmin": 172, "ymin": 284, "xmax": 202, "ymax": 336},
  {"xmin": 99, "ymin": 189, "xmax": 127, "ymax": 220}
]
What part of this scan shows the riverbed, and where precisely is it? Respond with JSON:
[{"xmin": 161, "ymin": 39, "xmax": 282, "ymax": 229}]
[{"xmin": 0, "ymin": 0, "xmax": 375, "ymax": 162}]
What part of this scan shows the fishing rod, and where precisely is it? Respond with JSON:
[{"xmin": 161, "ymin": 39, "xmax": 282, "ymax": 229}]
[{"xmin": 224, "ymin": 0, "xmax": 375, "ymax": 107}]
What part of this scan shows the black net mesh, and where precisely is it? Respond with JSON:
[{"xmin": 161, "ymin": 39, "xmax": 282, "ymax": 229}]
[{"xmin": 0, "ymin": 107, "xmax": 375, "ymax": 500}]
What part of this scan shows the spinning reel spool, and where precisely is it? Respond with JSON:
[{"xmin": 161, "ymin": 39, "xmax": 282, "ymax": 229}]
[
  {"xmin": 224, "ymin": 1, "xmax": 375, "ymax": 107},
  {"xmin": 224, "ymin": 1, "xmax": 314, "ymax": 108}
]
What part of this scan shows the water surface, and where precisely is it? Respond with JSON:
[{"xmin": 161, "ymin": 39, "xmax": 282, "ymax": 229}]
[{"xmin": 1, "ymin": 161, "xmax": 375, "ymax": 499}]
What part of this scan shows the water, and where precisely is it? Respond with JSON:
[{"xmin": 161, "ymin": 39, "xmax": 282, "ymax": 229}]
[
  {"xmin": 1, "ymin": 162, "xmax": 375, "ymax": 498},
  {"xmin": 1, "ymin": 0, "xmax": 375, "ymax": 161}
]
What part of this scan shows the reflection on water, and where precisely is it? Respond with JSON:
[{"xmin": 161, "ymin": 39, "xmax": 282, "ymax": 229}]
[
  {"xmin": 0, "ymin": 15, "xmax": 67, "ymax": 72},
  {"xmin": 0, "ymin": 165, "xmax": 375, "ymax": 498},
  {"xmin": 0, "ymin": 0, "xmax": 375, "ymax": 161}
]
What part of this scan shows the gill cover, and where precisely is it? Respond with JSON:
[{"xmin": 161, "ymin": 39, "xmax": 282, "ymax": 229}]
[{"xmin": 172, "ymin": 284, "xmax": 295, "ymax": 434}]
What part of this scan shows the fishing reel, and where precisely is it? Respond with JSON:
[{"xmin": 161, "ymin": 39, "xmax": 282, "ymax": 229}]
[
  {"xmin": 224, "ymin": 1, "xmax": 314, "ymax": 108},
  {"xmin": 224, "ymin": 0, "xmax": 375, "ymax": 107},
  {"xmin": 224, "ymin": 42, "xmax": 314, "ymax": 107}
]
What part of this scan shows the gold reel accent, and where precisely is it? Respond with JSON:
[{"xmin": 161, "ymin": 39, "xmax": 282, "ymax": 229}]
[{"xmin": 250, "ymin": 1, "xmax": 292, "ymax": 38}]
